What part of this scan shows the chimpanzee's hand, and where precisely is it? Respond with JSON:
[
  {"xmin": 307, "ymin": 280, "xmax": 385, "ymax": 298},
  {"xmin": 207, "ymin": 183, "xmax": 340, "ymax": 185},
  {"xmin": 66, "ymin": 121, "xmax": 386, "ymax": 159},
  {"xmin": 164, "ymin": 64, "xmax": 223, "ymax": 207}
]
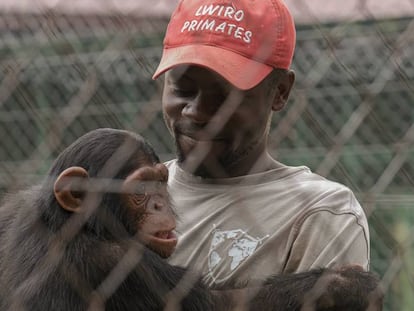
[
  {"xmin": 249, "ymin": 265, "xmax": 383, "ymax": 311},
  {"xmin": 300, "ymin": 265, "xmax": 383, "ymax": 311}
]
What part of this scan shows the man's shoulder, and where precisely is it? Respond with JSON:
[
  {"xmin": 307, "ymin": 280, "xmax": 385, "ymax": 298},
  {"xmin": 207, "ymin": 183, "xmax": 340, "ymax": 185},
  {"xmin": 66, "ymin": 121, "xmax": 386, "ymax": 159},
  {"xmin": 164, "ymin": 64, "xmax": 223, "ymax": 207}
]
[
  {"xmin": 276, "ymin": 164, "xmax": 352, "ymax": 193},
  {"xmin": 277, "ymin": 165, "xmax": 361, "ymax": 213}
]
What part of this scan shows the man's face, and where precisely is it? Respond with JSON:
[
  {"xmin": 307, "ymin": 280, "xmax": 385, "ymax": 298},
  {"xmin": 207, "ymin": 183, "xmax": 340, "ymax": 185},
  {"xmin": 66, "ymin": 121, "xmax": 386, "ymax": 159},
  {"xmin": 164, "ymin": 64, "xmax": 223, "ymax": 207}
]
[{"xmin": 162, "ymin": 65, "xmax": 276, "ymax": 178}]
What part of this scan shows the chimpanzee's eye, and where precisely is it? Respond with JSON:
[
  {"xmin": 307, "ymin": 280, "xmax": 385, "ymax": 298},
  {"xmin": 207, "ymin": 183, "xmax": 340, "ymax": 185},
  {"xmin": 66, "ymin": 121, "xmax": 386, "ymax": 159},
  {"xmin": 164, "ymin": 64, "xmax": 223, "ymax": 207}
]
[{"xmin": 130, "ymin": 194, "xmax": 149, "ymax": 207}]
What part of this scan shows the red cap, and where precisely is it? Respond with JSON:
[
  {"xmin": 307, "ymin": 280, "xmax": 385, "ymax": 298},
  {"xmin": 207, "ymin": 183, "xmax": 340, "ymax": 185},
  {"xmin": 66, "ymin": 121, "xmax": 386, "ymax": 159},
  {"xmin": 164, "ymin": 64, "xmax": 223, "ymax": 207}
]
[{"xmin": 153, "ymin": 0, "xmax": 296, "ymax": 90}]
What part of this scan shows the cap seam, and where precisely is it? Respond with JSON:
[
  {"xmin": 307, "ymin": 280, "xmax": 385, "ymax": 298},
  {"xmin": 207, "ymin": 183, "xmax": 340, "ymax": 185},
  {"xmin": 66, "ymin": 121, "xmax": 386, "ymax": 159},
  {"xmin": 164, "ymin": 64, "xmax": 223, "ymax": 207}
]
[{"xmin": 163, "ymin": 42, "xmax": 287, "ymax": 68}]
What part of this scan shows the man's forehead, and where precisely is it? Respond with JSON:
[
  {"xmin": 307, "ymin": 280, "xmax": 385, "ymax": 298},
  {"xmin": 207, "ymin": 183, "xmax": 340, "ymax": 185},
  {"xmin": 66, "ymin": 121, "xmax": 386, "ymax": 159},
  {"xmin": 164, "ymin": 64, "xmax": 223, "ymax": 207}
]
[{"xmin": 168, "ymin": 65, "xmax": 232, "ymax": 87}]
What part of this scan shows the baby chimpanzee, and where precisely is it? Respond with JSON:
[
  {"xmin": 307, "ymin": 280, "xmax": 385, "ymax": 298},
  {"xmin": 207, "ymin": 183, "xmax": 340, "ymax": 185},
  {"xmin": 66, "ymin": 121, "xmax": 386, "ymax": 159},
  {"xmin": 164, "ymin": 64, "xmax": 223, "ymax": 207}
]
[{"xmin": 0, "ymin": 128, "xmax": 383, "ymax": 310}]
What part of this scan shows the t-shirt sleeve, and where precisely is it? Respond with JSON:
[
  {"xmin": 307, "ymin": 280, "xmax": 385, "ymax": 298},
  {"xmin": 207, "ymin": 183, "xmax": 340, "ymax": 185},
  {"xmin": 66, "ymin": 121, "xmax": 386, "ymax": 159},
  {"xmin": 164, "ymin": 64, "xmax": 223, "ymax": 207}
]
[{"xmin": 283, "ymin": 195, "xmax": 370, "ymax": 273}]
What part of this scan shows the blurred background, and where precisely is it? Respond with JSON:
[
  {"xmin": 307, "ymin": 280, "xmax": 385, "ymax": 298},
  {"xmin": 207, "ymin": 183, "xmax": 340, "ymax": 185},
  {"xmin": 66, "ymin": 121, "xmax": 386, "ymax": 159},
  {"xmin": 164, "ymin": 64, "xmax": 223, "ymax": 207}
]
[{"xmin": 0, "ymin": 0, "xmax": 413, "ymax": 309}]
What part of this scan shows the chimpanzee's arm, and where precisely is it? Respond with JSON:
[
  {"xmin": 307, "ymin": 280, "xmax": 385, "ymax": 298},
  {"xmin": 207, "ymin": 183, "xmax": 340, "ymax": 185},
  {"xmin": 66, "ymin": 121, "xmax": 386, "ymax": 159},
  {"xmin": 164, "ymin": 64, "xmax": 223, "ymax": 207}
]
[{"xmin": 210, "ymin": 265, "xmax": 383, "ymax": 311}]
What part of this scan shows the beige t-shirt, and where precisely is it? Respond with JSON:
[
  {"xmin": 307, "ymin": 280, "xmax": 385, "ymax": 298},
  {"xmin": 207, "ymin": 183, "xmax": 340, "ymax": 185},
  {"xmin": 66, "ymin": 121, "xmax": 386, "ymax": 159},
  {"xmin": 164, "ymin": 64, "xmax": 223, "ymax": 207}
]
[{"xmin": 166, "ymin": 160, "xmax": 370, "ymax": 287}]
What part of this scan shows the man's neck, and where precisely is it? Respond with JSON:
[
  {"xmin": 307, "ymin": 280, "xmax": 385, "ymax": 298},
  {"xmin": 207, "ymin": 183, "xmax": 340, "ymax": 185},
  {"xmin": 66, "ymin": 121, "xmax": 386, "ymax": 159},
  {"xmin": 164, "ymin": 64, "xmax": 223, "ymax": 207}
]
[{"xmin": 179, "ymin": 152, "xmax": 280, "ymax": 179}]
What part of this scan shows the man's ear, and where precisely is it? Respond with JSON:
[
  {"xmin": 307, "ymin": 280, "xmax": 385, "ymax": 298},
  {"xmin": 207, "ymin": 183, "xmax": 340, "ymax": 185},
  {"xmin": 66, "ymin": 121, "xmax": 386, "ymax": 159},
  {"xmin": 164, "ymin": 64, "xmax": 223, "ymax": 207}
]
[
  {"xmin": 272, "ymin": 70, "xmax": 295, "ymax": 112},
  {"xmin": 54, "ymin": 166, "xmax": 89, "ymax": 213}
]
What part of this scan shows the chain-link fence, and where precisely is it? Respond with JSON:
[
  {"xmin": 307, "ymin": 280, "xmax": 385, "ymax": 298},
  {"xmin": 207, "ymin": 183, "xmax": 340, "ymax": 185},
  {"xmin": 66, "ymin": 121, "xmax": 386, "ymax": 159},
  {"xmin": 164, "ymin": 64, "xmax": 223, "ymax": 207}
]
[{"xmin": 0, "ymin": 1, "xmax": 413, "ymax": 310}]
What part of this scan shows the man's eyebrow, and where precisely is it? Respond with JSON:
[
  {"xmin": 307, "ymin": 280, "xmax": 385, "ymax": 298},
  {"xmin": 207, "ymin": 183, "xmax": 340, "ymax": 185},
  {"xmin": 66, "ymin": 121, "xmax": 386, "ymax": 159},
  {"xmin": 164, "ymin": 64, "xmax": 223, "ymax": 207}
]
[{"xmin": 169, "ymin": 67, "xmax": 192, "ymax": 80}]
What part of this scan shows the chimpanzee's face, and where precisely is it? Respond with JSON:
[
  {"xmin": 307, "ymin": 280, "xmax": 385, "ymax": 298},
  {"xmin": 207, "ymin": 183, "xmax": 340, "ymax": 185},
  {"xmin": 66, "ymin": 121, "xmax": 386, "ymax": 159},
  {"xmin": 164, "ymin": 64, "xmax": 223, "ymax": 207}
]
[{"xmin": 121, "ymin": 163, "xmax": 177, "ymax": 258}]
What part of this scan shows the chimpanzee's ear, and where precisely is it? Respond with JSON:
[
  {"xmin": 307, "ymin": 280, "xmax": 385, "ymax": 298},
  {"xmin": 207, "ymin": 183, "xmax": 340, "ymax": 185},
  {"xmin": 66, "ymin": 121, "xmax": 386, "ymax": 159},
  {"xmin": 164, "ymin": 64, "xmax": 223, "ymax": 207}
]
[{"xmin": 54, "ymin": 166, "xmax": 89, "ymax": 213}]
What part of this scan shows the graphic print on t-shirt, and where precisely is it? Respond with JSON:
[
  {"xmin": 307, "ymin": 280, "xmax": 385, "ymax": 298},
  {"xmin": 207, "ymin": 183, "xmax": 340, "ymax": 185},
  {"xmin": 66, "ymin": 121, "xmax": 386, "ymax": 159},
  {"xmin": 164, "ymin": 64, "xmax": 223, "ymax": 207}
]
[{"xmin": 207, "ymin": 225, "xmax": 269, "ymax": 283}]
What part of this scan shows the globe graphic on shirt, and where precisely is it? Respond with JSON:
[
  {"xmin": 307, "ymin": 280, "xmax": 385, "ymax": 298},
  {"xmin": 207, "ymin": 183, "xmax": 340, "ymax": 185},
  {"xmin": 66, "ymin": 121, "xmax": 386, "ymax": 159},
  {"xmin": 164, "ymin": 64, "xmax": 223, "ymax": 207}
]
[{"xmin": 207, "ymin": 227, "xmax": 268, "ymax": 283}]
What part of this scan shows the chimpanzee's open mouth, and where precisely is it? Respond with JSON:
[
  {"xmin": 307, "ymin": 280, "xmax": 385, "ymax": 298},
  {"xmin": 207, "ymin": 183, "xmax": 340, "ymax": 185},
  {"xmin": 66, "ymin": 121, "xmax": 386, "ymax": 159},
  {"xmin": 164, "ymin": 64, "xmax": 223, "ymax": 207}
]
[
  {"xmin": 145, "ymin": 231, "xmax": 178, "ymax": 258},
  {"xmin": 154, "ymin": 230, "xmax": 176, "ymax": 240}
]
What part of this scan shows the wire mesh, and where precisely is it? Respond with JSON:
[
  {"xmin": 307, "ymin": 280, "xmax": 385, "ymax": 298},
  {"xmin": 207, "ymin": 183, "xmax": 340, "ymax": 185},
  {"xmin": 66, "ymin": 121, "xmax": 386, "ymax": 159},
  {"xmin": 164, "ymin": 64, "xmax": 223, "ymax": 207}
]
[{"xmin": 0, "ymin": 1, "xmax": 413, "ymax": 310}]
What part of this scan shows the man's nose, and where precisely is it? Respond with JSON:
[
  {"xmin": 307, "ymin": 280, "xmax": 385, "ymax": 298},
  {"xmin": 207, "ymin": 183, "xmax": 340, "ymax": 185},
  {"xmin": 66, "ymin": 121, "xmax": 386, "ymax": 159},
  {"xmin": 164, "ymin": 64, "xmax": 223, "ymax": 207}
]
[{"xmin": 181, "ymin": 92, "xmax": 222, "ymax": 124}]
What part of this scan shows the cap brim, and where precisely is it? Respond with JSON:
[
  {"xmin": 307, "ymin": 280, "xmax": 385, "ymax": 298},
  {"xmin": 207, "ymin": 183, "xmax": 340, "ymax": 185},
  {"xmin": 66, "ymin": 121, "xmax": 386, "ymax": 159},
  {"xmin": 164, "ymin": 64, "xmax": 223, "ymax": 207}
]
[{"xmin": 152, "ymin": 45, "xmax": 273, "ymax": 90}]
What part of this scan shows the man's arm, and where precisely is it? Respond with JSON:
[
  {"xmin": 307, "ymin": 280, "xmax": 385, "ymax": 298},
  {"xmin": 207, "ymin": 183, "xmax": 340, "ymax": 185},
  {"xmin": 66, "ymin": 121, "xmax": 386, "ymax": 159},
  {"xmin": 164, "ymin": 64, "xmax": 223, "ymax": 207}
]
[
  {"xmin": 284, "ymin": 209, "xmax": 370, "ymax": 272},
  {"xmin": 212, "ymin": 266, "xmax": 383, "ymax": 310}
]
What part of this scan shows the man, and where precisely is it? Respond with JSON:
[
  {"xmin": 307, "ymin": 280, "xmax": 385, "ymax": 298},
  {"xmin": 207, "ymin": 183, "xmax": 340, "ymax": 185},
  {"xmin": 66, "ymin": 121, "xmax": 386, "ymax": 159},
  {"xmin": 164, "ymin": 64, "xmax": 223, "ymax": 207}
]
[{"xmin": 152, "ymin": 0, "xmax": 370, "ymax": 288}]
